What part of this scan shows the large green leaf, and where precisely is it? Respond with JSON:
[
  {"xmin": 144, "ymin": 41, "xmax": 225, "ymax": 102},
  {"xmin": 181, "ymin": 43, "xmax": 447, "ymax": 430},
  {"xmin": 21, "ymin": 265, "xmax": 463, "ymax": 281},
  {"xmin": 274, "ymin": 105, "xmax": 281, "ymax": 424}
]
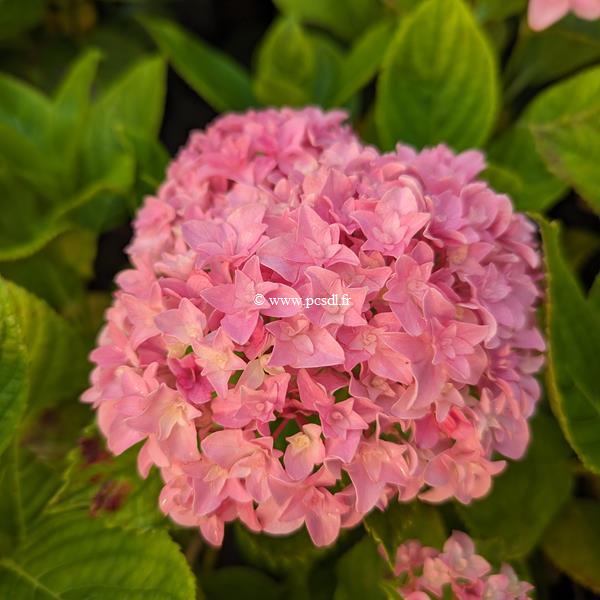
[
  {"xmin": 0, "ymin": 158, "xmax": 128, "ymax": 262},
  {"xmin": 334, "ymin": 537, "xmax": 387, "ymax": 600},
  {"xmin": 0, "ymin": 509, "xmax": 195, "ymax": 599},
  {"xmin": 254, "ymin": 17, "xmax": 316, "ymax": 107},
  {"xmin": 485, "ymin": 123, "xmax": 567, "ymax": 212},
  {"xmin": 543, "ymin": 500, "xmax": 600, "ymax": 594},
  {"xmin": 0, "ymin": 169, "xmax": 68, "ymax": 261},
  {"xmin": 331, "ymin": 20, "xmax": 395, "ymax": 107},
  {"xmin": 46, "ymin": 49, "xmax": 102, "ymax": 182},
  {"xmin": 526, "ymin": 66, "xmax": 600, "ymax": 214},
  {"xmin": 256, "ymin": 24, "xmax": 342, "ymax": 108},
  {"xmin": 234, "ymin": 523, "xmax": 329, "ymax": 576},
  {"xmin": 0, "ymin": 278, "xmax": 28, "ymax": 456},
  {"xmin": 0, "ymin": 124, "xmax": 61, "ymax": 199},
  {"xmin": 0, "ymin": 54, "xmax": 154, "ymax": 256},
  {"xmin": 385, "ymin": 0, "xmax": 423, "ymax": 14},
  {"xmin": 5, "ymin": 280, "xmax": 88, "ymax": 413},
  {"xmin": 589, "ymin": 275, "xmax": 600, "ymax": 312},
  {"xmin": 72, "ymin": 56, "xmax": 164, "ymax": 231},
  {"xmin": 540, "ymin": 217, "xmax": 600, "ymax": 410},
  {"xmin": 86, "ymin": 23, "xmax": 151, "ymax": 94},
  {"xmin": 310, "ymin": 34, "xmax": 344, "ymax": 108},
  {"xmin": 364, "ymin": 501, "xmax": 446, "ymax": 566},
  {"xmin": 0, "ymin": 444, "xmax": 61, "ymax": 553},
  {"xmin": 473, "ymin": 0, "xmax": 526, "ymax": 22},
  {"xmin": 141, "ymin": 16, "xmax": 256, "ymax": 112},
  {"xmin": 484, "ymin": 19, "xmax": 511, "ymax": 55},
  {"xmin": 82, "ymin": 55, "xmax": 166, "ymax": 183},
  {"xmin": 0, "ymin": 229, "xmax": 96, "ymax": 311},
  {"xmin": 538, "ymin": 217, "xmax": 600, "ymax": 473},
  {"xmin": 375, "ymin": 0, "xmax": 498, "ymax": 150},
  {"xmin": 0, "ymin": 72, "xmax": 50, "ymax": 141},
  {"xmin": 48, "ymin": 429, "xmax": 164, "ymax": 531},
  {"xmin": 505, "ymin": 16, "xmax": 600, "ymax": 100},
  {"xmin": 0, "ymin": 49, "xmax": 100, "ymax": 195},
  {"xmin": 63, "ymin": 155, "xmax": 136, "ymax": 233},
  {"xmin": 273, "ymin": 0, "xmax": 384, "ymax": 41},
  {"xmin": 457, "ymin": 411, "xmax": 573, "ymax": 561},
  {"xmin": 119, "ymin": 130, "xmax": 170, "ymax": 205}
]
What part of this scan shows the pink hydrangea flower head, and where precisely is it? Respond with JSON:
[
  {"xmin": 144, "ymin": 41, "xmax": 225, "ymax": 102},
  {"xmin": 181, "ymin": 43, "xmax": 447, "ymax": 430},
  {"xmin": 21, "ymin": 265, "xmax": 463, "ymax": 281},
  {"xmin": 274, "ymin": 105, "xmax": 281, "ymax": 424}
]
[
  {"xmin": 528, "ymin": 0, "xmax": 600, "ymax": 31},
  {"xmin": 84, "ymin": 108, "xmax": 545, "ymax": 547},
  {"xmin": 392, "ymin": 531, "xmax": 534, "ymax": 599}
]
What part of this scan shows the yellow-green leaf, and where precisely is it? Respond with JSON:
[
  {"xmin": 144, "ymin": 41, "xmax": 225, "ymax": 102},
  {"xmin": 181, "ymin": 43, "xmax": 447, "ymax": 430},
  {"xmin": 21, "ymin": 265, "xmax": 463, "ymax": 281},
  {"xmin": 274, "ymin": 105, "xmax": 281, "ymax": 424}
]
[{"xmin": 376, "ymin": 0, "xmax": 498, "ymax": 150}]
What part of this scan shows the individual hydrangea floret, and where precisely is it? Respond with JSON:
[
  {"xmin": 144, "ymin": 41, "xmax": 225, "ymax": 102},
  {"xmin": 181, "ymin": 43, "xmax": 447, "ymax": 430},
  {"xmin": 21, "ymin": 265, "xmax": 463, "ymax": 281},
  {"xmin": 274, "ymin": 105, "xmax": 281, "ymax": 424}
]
[
  {"xmin": 392, "ymin": 531, "xmax": 533, "ymax": 599},
  {"xmin": 528, "ymin": 0, "xmax": 600, "ymax": 31},
  {"xmin": 83, "ymin": 108, "xmax": 545, "ymax": 547}
]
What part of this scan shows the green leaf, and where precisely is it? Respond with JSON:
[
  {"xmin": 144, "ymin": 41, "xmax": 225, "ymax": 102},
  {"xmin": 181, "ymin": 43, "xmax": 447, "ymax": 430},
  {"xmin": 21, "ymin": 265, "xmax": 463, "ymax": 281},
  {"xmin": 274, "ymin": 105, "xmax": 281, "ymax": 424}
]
[
  {"xmin": 539, "ymin": 218, "xmax": 600, "ymax": 410},
  {"xmin": 505, "ymin": 17, "xmax": 600, "ymax": 100},
  {"xmin": 20, "ymin": 401, "xmax": 90, "ymax": 466},
  {"xmin": 0, "ymin": 509, "xmax": 195, "ymax": 599},
  {"xmin": 356, "ymin": 108, "xmax": 379, "ymax": 145},
  {"xmin": 538, "ymin": 217, "xmax": 600, "ymax": 473},
  {"xmin": 0, "ymin": 72, "xmax": 51, "ymax": 141},
  {"xmin": 334, "ymin": 537, "xmax": 387, "ymax": 600},
  {"xmin": 0, "ymin": 444, "xmax": 61, "ymax": 553},
  {"xmin": 0, "ymin": 123, "xmax": 61, "ymax": 199},
  {"xmin": 48, "ymin": 429, "xmax": 165, "ymax": 531},
  {"xmin": 0, "ymin": 277, "xmax": 28, "ymax": 456},
  {"xmin": 457, "ymin": 411, "xmax": 574, "ymax": 561},
  {"xmin": 484, "ymin": 20, "xmax": 511, "ymax": 55},
  {"xmin": 67, "ymin": 292, "xmax": 111, "ymax": 346},
  {"xmin": 543, "ymin": 500, "xmax": 600, "ymax": 594},
  {"xmin": 0, "ymin": 50, "xmax": 98, "ymax": 203},
  {"xmin": 203, "ymin": 567, "xmax": 282, "ymax": 600},
  {"xmin": 254, "ymin": 17, "xmax": 316, "ymax": 107},
  {"xmin": 0, "ymin": 171, "xmax": 67, "ymax": 262},
  {"xmin": 46, "ymin": 49, "xmax": 102, "ymax": 180},
  {"xmin": 310, "ymin": 34, "xmax": 343, "ymax": 108},
  {"xmin": 526, "ymin": 66, "xmax": 600, "ymax": 214},
  {"xmin": 385, "ymin": 0, "xmax": 423, "ymax": 15},
  {"xmin": 86, "ymin": 23, "xmax": 151, "ymax": 94},
  {"xmin": 273, "ymin": 0, "xmax": 384, "ymax": 41},
  {"xmin": 141, "ymin": 16, "xmax": 256, "ymax": 112},
  {"xmin": 69, "ymin": 56, "xmax": 163, "ymax": 232},
  {"xmin": 375, "ymin": 0, "xmax": 498, "ymax": 151},
  {"xmin": 331, "ymin": 20, "xmax": 395, "ymax": 107},
  {"xmin": 234, "ymin": 523, "xmax": 329, "ymax": 575},
  {"xmin": 65, "ymin": 154, "xmax": 136, "ymax": 231},
  {"xmin": 0, "ymin": 0, "xmax": 44, "ymax": 39},
  {"xmin": 589, "ymin": 275, "xmax": 600, "ymax": 311},
  {"xmin": 5, "ymin": 279, "xmax": 88, "ymax": 413},
  {"xmin": 0, "ymin": 229, "xmax": 96, "ymax": 311},
  {"xmin": 46, "ymin": 230, "xmax": 97, "ymax": 282},
  {"xmin": 365, "ymin": 501, "xmax": 446, "ymax": 566},
  {"xmin": 83, "ymin": 55, "xmax": 166, "ymax": 182},
  {"xmin": 0, "ymin": 55, "xmax": 149, "ymax": 254},
  {"xmin": 485, "ymin": 123, "xmax": 567, "ymax": 212},
  {"xmin": 473, "ymin": 0, "xmax": 526, "ymax": 22},
  {"xmin": 480, "ymin": 163, "xmax": 523, "ymax": 202},
  {"xmin": 119, "ymin": 130, "xmax": 170, "ymax": 205}
]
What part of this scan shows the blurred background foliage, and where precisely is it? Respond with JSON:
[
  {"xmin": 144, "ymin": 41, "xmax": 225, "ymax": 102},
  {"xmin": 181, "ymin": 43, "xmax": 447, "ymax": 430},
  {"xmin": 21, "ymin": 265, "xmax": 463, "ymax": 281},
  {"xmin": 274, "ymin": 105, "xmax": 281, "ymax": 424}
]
[{"xmin": 0, "ymin": 0, "xmax": 599, "ymax": 598}]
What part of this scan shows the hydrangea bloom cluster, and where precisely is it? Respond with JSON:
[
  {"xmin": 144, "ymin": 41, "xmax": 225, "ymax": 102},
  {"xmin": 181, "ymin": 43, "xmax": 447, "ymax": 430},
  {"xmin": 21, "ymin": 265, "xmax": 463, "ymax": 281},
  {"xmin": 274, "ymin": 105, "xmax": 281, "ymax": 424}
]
[
  {"xmin": 83, "ymin": 108, "xmax": 544, "ymax": 547},
  {"xmin": 392, "ymin": 531, "xmax": 533, "ymax": 599},
  {"xmin": 528, "ymin": 0, "xmax": 600, "ymax": 30}
]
